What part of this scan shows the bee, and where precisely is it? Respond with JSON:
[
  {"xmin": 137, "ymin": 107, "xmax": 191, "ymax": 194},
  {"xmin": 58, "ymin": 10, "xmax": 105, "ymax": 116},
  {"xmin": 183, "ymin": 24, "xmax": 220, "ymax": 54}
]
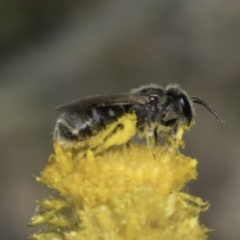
[{"xmin": 54, "ymin": 84, "xmax": 224, "ymax": 154}]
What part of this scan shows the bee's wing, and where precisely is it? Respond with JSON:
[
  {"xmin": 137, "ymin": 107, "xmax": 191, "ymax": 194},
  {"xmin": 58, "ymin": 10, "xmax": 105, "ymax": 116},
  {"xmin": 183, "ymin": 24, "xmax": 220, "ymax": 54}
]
[{"xmin": 56, "ymin": 93, "xmax": 148, "ymax": 112}]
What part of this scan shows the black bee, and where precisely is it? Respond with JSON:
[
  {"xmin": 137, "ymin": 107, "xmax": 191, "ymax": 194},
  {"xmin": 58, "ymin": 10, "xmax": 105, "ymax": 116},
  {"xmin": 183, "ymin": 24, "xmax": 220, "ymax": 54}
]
[{"xmin": 54, "ymin": 84, "xmax": 224, "ymax": 153}]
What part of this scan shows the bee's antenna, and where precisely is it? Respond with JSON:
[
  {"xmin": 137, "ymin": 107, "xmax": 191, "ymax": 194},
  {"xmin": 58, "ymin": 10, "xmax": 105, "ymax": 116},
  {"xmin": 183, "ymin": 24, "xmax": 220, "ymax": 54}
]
[{"xmin": 191, "ymin": 97, "xmax": 225, "ymax": 124}]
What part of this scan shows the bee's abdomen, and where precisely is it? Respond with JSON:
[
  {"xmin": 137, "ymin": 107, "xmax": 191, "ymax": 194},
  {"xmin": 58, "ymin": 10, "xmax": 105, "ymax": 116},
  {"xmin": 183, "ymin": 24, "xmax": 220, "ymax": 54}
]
[{"xmin": 54, "ymin": 106, "xmax": 127, "ymax": 145}]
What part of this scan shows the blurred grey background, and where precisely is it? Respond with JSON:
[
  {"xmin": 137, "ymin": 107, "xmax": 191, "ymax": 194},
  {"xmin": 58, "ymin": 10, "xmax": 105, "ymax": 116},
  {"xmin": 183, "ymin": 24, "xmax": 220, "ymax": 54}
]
[{"xmin": 0, "ymin": 1, "xmax": 239, "ymax": 239}]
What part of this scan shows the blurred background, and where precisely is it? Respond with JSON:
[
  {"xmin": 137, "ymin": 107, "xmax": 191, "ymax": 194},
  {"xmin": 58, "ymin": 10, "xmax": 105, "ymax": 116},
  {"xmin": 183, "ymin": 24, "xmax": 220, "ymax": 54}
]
[{"xmin": 0, "ymin": 1, "xmax": 239, "ymax": 239}]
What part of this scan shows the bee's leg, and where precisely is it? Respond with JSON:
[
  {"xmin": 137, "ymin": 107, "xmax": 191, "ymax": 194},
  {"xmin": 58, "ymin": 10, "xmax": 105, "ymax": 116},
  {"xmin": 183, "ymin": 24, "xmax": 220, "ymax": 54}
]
[
  {"xmin": 145, "ymin": 127, "xmax": 158, "ymax": 159},
  {"xmin": 146, "ymin": 127, "xmax": 158, "ymax": 146},
  {"xmin": 165, "ymin": 125, "xmax": 185, "ymax": 151},
  {"xmin": 172, "ymin": 124, "xmax": 179, "ymax": 140},
  {"xmin": 153, "ymin": 128, "xmax": 158, "ymax": 146},
  {"xmin": 174, "ymin": 125, "xmax": 185, "ymax": 148},
  {"xmin": 166, "ymin": 126, "xmax": 178, "ymax": 145},
  {"xmin": 175, "ymin": 126, "xmax": 185, "ymax": 141},
  {"xmin": 90, "ymin": 123, "xmax": 125, "ymax": 155}
]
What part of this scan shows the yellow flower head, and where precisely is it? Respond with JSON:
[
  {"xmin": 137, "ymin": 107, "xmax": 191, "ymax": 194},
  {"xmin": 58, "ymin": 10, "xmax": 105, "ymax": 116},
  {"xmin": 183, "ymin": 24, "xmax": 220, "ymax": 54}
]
[{"xmin": 29, "ymin": 134, "xmax": 210, "ymax": 240}]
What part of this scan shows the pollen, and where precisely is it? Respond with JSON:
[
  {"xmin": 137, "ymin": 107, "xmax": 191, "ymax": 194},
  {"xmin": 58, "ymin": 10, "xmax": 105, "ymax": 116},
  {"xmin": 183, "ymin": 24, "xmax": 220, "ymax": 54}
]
[
  {"xmin": 29, "ymin": 138, "xmax": 210, "ymax": 240},
  {"xmin": 87, "ymin": 113, "xmax": 137, "ymax": 150}
]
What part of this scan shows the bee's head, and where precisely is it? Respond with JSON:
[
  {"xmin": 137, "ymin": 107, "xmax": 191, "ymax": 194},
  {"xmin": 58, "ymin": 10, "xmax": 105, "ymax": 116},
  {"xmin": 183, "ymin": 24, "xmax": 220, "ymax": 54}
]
[{"xmin": 162, "ymin": 85, "xmax": 194, "ymax": 126}]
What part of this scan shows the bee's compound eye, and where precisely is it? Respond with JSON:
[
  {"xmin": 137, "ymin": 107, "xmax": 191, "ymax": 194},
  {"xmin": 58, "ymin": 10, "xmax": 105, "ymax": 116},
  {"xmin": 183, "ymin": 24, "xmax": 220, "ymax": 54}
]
[
  {"xmin": 179, "ymin": 95, "xmax": 189, "ymax": 109},
  {"xmin": 179, "ymin": 94, "xmax": 192, "ymax": 123}
]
